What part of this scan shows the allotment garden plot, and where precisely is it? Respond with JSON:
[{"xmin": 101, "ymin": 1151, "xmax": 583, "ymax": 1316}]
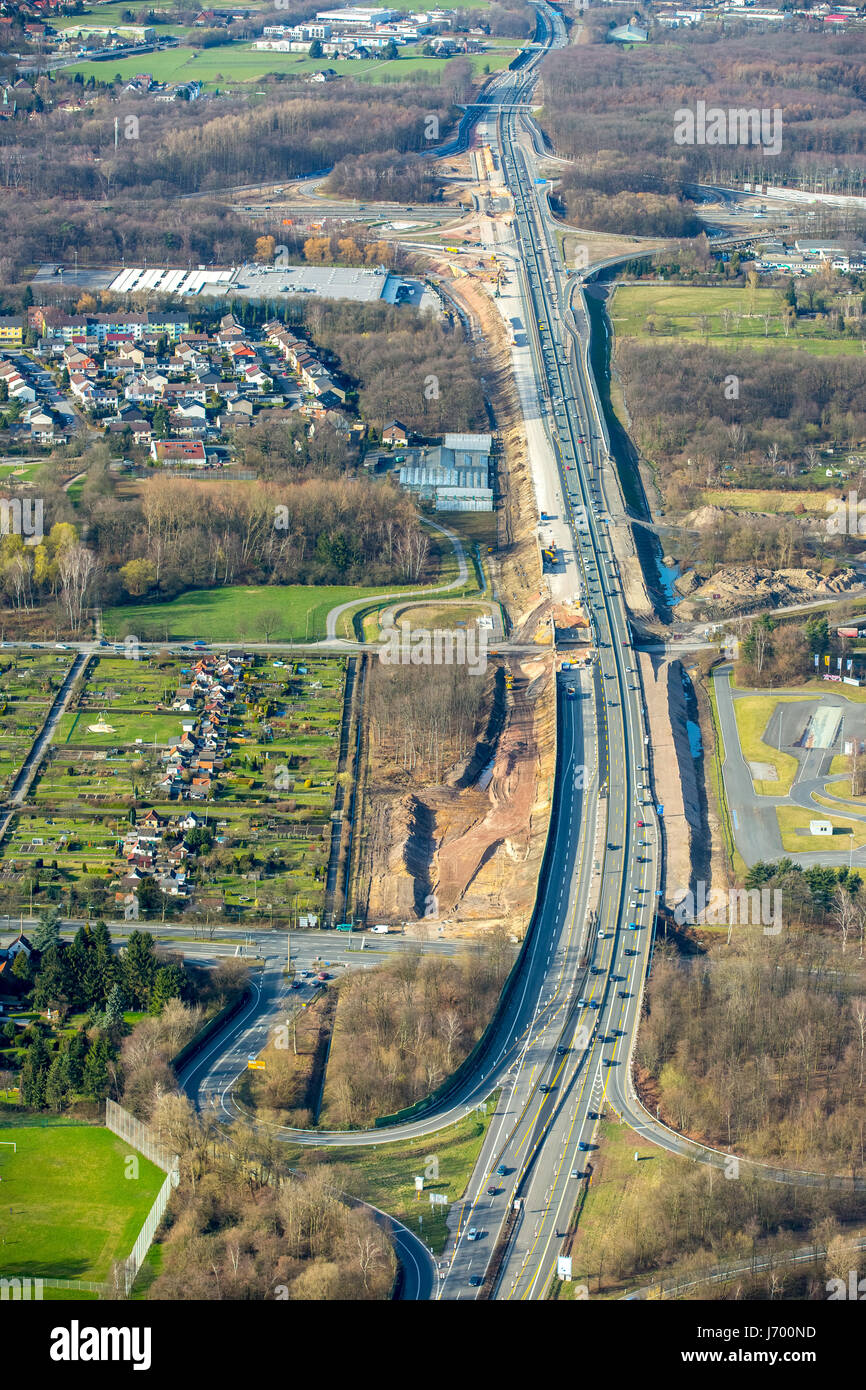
[
  {"xmin": 2, "ymin": 653, "xmax": 346, "ymax": 925},
  {"xmin": 0, "ymin": 652, "xmax": 74, "ymax": 797}
]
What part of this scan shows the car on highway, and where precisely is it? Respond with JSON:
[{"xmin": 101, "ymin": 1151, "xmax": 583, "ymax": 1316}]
[
  {"xmin": 624, "ymin": 948, "xmax": 638, "ymax": 957},
  {"xmin": 486, "ymin": 1185, "xmax": 499, "ymax": 1196},
  {"xmin": 636, "ymin": 820, "xmax": 645, "ymax": 828},
  {"xmin": 588, "ymin": 1110, "xmax": 600, "ymax": 1120},
  {"xmin": 496, "ymin": 1164, "xmax": 509, "ymax": 1176},
  {"xmin": 469, "ymin": 1275, "xmax": 483, "ymax": 1287},
  {"xmin": 556, "ymin": 1045, "xmax": 568, "ymax": 1055},
  {"xmin": 539, "ymin": 1083, "xmax": 554, "ymax": 1094},
  {"xmin": 578, "ymin": 1141, "xmax": 590, "ymax": 1151},
  {"xmin": 467, "ymin": 1227, "xmax": 480, "ymax": 1241},
  {"xmin": 618, "ymin": 989, "xmax": 630, "ymax": 998},
  {"xmin": 570, "ymin": 1168, "xmax": 585, "ymax": 1179}
]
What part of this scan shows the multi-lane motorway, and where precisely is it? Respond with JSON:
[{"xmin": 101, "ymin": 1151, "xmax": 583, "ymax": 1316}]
[
  {"xmin": 431, "ymin": 2, "xmax": 662, "ymax": 1299},
  {"xmin": 175, "ymin": 2, "xmax": 664, "ymax": 1303}
]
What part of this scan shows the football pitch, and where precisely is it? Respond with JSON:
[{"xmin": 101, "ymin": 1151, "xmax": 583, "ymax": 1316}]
[{"xmin": 0, "ymin": 1125, "xmax": 165, "ymax": 1283}]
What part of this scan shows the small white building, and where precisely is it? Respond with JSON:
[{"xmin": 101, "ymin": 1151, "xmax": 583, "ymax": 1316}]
[{"xmin": 809, "ymin": 820, "xmax": 834, "ymax": 836}]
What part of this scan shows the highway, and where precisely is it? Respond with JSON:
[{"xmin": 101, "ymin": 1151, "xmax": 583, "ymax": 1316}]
[
  {"xmin": 433, "ymin": 1, "xmax": 663, "ymax": 1300},
  {"xmin": 172, "ymin": 2, "xmax": 664, "ymax": 1305},
  {"xmin": 143, "ymin": 2, "xmax": 663, "ymax": 1308}
]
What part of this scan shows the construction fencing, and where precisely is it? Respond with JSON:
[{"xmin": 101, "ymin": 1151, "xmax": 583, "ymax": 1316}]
[{"xmin": 105, "ymin": 1100, "xmax": 180, "ymax": 1295}]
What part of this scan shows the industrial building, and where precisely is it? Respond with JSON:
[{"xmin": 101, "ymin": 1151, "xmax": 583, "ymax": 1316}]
[{"xmin": 365, "ymin": 432, "xmax": 494, "ymax": 511}]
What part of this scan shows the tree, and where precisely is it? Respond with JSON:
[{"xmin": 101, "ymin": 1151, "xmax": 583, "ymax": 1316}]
[
  {"xmin": 804, "ymin": 615, "xmax": 829, "ymax": 655},
  {"xmin": 308, "ymin": 38, "xmax": 322, "ymax": 58},
  {"xmin": 257, "ymin": 607, "xmax": 283, "ymax": 642},
  {"xmin": 120, "ymin": 558, "xmax": 157, "ymax": 596},
  {"xmin": 66, "ymin": 1030, "xmax": 89, "ymax": 1089},
  {"xmin": 20, "ymin": 1033, "xmax": 50, "ymax": 1107},
  {"xmin": 150, "ymin": 963, "xmax": 186, "ymax": 1014},
  {"xmin": 832, "ymin": 886, "xmax": 857, "ymax": 954},
  {"xmin": 122, "ymin": 930, "xmax": 157, "ymax": 1009},
  {"xmin": 254, "ymin": 235, "xmax": 276, "ymax": 264},
  {"xmin": 45, "ymin": 1052, "xmax": 70, "ymax": 1111},
  {"xmin": 104, "ymin": 983, "xmax": 127, "ymax": 1030},
  {"xmin": 82, "ymin": 1034, "xmax": 112, "ymax": 1100},
  {"xmin": 32, "ymin": 943, "xmax": 70, "ymax": 1011},
  {"xmin": 34, "ymin": 907, "xmax": 62, "ymax": 953},
  {"xmin": 11, "ymin": 950, "xmax": 31, "ymax": 989}
]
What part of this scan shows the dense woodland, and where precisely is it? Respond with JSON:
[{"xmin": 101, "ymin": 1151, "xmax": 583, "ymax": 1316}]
[
  {"xmin": 640, "ymin": 866, "xmax": 866, "ymax": 1170},
  {"xmin": 143, "ymin": 1094, "xmax": 396, "ymax": 1300},
  {"xmin": 0, "ymin": 78, "xmax": 459, "ymax": 282},
  {"xmin": 0, "ymin": 913, "xmax": 246, "ymax": 1112},
  {"xmin": 540, "ymin": 32, "xmax": 866, "ymax": 236},
  {"xmin": 616, "ymin": 337, "xmax": 866, "ymax": 515},
  {"xmin": 305, "ymin": 299, "xmax": 486, "ymax": 435},
  {"xmin": 321, "ymin": 941, "xmax": 514, "ymax": 1126},
  {"xmin": 0, "ymin": 86, "xmax": 458, "ymax": 199}
]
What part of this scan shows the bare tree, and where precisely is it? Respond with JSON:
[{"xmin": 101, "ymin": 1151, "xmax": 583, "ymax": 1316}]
[
  {"xmin": 832, "ymin": 886, "xmax": 857, "ymax": 954},
  {"xmin": 854, "ymin": 998, "xmax": 866, "ymax": 1087}
]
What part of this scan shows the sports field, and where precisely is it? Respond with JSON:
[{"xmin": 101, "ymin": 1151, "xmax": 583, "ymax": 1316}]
[{"xmin": 0, "ymin": 1125, "xmax": 165, "ymax": 1282}]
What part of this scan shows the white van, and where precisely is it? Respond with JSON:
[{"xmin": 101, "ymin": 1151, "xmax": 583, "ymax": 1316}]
[{"xmin": 370, "ymin": 925, "xmax": 390, "ymax": 934}]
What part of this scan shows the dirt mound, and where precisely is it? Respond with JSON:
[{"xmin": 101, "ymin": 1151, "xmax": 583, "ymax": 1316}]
[
  {"xmin": 361, "ymin": 654, "xmax": 556, "ymax": 938},
  {"xmin": 674, "ymin": 569, "xmax": 704, "ymax": 597},
  {"xmin": 676, "ymin": 566, "xmax": 861, "ymax": 620}
]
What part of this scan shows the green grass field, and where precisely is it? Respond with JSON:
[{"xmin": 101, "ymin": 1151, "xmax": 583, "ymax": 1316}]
[
  {"xmin": 0, "ymin": 1125, "xmax": 165, "ymax": 1282},
  {"xmin": 775, "ymin": 804, "xmax": 866, "ymax": 852},
  {"xmin": 66, "ymin": 42, "xmax": 508, "ymax": 89},
  {"xmin": 731, "ymin": 694, "xmax": 803, "ymax": 796},
  {"xmin": 104, "ymin": 584, "xmax": 373, "ymax": 642},
  {"xmin": 611, "ymin": 285, "xmax": 864, "ymax": 358},
  {"xmin": 104, "ymin": 574, "xmax": 476, "ymax": 644}
]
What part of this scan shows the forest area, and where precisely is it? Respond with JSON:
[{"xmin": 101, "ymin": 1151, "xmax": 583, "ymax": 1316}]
[
  {"xmin": 0, "ymin": 467, "xmax": 436, "ymax": 621},
  {"xmin": 540, "ymin": 31, "xmax": 866, "ymax": 236},
  {"xmin": 141, "ymin": 1094, "xmax": 396, "ymax": 1301},
  {"xmin": 320, "ymin": 940, "xmax": 515, "ymax": 1127},
  {"xmin": 614, "ymin": 336, "xmax": 866, "ymax": 571},
  {"xmin": 0, "ymin": 77, "xmax": 460, "ymax": 284}
]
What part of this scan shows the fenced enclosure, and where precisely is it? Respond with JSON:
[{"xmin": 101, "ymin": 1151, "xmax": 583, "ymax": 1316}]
[{"xmin": 105, "ymin": 1100, "xmax": 179, "ymax": 1295}]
